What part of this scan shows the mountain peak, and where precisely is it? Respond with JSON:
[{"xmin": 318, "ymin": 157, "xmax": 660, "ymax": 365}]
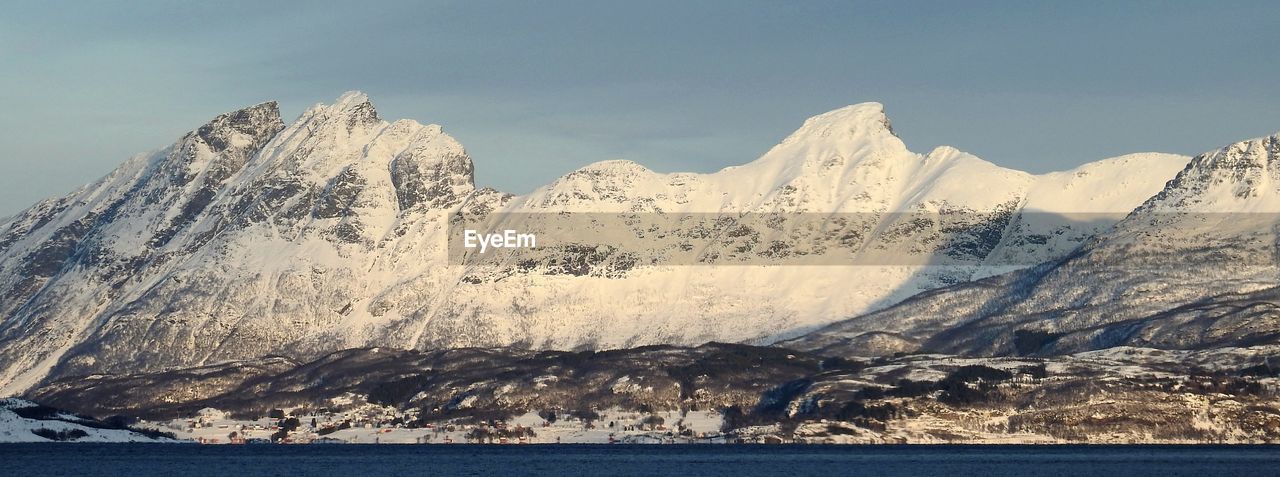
[
  {"xmin": 1168, "ymin": 132, "xmax": 1280, "ymax": 186},
  {"xmin": 334, "ymin": 91, "xmax": 379, "ymax": 129},
  {"xmin": 193, "ymin": 100, "xmax": 284, "ymax": 154},
  {"xmin": 746, "ymin": 102, "xmax": 910, "ymax": 175},
  {"xmin": 1196, "ymin": 132, "xmax": 1279, "ymax": 165},
  {"xmin": 297, "ymin": 91, "xmax": 381, "ymax": 132},
  {"xmin": 334, "ymin": 90, "xmax": 371, "ymax": 108},
  {"xmin": 782, "ymin": 102, "xmax": 896, "ymax": 144}
]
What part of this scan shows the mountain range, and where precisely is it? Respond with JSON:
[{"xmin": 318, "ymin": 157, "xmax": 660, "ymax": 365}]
[
  {"xmin": 786, "ymin": 130, "xmax": 1280, "ymax": 357},
  {"xmin": 2, "ymin": 91, "xmax": 1268, "ymax": 402}
]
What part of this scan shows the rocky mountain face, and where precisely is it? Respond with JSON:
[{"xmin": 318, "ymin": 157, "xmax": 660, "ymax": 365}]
[
  {"xmin": 27, "ymin": 343, "xmax": 818, "ymax": 421},
  {"xmin": 787, "ymin": 133, "xmax": 1280, "ymax": 357},
  {"xmin": 0, "ymin": 92, "xmax": 1187, "ymax": 394}
]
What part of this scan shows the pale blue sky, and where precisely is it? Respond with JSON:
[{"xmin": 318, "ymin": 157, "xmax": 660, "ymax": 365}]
[{"xmin": 1, "ymin": 1, "xmax": 1278, "ymax": 215}]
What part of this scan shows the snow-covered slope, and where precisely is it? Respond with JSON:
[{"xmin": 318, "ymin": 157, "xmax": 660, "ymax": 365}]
[
  {"xmin": 0, "ymin": 93, "xmax": 1186, "ymax": 394},
  {"xmin": 0, "ymin": 398, "xmax": 171, "ymax": 442},
  {"xmin": 787, "ymin": 133, "xmax": 1280, "ymax": 357}
]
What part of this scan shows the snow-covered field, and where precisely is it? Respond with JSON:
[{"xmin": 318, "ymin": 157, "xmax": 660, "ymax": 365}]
[{"xmin": 0, "ymin": 399, "xmax": 173, "ymax": 443}]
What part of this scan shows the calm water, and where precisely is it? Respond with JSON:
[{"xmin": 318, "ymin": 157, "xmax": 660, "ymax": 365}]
[{"xmin": 1, "ymin": 444, "xmax": 1278, "ymax": 476}]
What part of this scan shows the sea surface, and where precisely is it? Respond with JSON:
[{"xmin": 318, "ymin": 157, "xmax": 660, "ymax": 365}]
[{"xmin": 1, "ymin": 444, "xmax": 1278, "ymax": 476}]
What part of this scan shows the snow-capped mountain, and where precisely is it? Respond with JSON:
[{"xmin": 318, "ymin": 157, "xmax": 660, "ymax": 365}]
[
  {"xmin": 786, "ymin": 133, "xmax": 1280, "ymax": 357},
  {"xmin": 0, "ymin": 92, "xmax": 1186, "ymax": 394}
]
